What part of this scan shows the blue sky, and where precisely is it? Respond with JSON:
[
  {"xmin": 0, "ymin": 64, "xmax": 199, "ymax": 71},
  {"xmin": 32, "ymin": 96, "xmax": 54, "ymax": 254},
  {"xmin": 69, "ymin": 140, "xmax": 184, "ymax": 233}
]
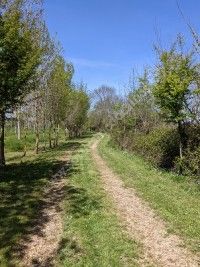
[{"xmin": 44, "ymin": 0, "xmax": 200, "ymax": 93}]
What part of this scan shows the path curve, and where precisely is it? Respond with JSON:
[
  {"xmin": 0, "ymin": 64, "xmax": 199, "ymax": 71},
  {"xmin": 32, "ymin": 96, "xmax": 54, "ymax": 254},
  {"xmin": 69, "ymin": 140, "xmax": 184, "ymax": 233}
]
[{"xmin": 91, "ymin": 139, "xmax": 199, "ymax": 267}]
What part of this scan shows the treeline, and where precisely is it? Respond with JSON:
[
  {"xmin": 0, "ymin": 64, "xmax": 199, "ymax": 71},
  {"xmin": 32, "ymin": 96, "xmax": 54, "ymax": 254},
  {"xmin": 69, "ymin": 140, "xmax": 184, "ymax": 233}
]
[
  {"xmin": 0, "ymin": 0, "xmax": 89, "ymax": 166},
  {"xmin": 90, "ymin": 35, "xmax": 200, "ymax": 177}
]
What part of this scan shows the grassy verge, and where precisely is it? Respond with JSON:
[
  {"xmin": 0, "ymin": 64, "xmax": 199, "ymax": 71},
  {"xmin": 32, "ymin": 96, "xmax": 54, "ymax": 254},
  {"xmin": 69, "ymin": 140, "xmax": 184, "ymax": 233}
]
[
  {"xmin": 57, "ymin": 136, "xmax": 141, "ymax": 267},
  {"xmin": 99, "ymin": 135, "xmax": 200, "ymax": 255}
]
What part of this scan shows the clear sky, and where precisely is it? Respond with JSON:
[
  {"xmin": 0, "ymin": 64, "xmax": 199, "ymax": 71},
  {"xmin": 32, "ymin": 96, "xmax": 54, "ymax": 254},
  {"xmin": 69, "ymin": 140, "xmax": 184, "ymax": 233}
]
[{"xmin": 43, "ymin": 0, "xmax": 200, "ymax": 93}]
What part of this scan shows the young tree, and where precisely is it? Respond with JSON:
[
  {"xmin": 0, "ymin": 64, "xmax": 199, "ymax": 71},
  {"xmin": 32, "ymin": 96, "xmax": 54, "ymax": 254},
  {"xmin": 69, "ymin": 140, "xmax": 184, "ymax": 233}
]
[
  {"xmin": 153, "ymin": 38, "xmax": 197, "ymax": 162},
  {"xmin": 65, "ymin": 83, "xmax": 90, "ymax": 137},
  {"xmin": 0, "ymin": 0, "xmax": 44, "ymax": 166},
  {"xmin": 127, "ymin": 69, "xmax": 159, "ymax": 133},
  {"xmin": 46, "ymin": 56, "xmax": 73, "ymax": 147}
]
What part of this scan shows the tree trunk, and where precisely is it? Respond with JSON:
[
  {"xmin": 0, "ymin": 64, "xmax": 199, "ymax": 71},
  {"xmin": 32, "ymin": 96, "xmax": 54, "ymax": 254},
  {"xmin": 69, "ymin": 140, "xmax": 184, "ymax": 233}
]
[
  {"xmin": 17, "ymin": 110, "xmax": 21, "ymax": 140},
  {"xmin": 35, "ymin": 131, "xmax": 39, "ymax": 154},
  {"xmin": 49, "ymin": 129, "xmax": 52, "ymax": 148},
  {"xmin": 23, "ymin": 132, "xmax": 27, "ymax": 157},
  {"xmin": 53, "ymin": 127, "xmax": 56, "ymax": 147},
  {"xmin": 55, "ymin": 124, "xmax": 59, "ymax": 147},
  {"xmin": 43, "ymin": 131, "xmax": 46, "ymax": 151},
  {"xmin": 0, "ymin": 110, "xmax": 6, "ymax": 167},
  {"xmin": 35, "ymin": 113, "xmax": 40, "ymax": 154},
  {"xmin": 178, "ymin": 121, "xmax": 187, "ymax": 174}
]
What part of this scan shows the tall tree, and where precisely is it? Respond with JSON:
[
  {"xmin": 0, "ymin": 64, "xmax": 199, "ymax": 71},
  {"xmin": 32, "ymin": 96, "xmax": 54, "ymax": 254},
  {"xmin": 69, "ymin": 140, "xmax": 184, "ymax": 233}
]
[
  {"xmin": 46, "ymin": 56, "xmax": 73, "ymax": 147},
  {"xmin": 0, "ymin": 0, "xmax": 44, "ymax": 166},
  {"xmin": 65, "ymin": 83, "xmax": 90, "ymax": 137},
  {"xmin": 153, "ymin": 37, "xmax": 197, "ymax": 163}
]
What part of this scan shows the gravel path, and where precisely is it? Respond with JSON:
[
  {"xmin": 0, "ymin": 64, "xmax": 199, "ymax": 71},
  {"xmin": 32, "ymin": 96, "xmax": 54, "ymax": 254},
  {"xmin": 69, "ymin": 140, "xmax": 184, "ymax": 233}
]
[{"xmin": 91, "ymin": 139, "xmax": 199, "ymax": 267}]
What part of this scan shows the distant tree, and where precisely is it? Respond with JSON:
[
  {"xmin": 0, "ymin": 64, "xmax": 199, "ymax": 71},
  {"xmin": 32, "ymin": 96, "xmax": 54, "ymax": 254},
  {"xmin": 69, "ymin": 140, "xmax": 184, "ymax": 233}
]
[
  {"xmin": 91, "ymin": 85, "xmax": 119, "ymax": 131},
  {"xmin": 65, "ymin": 83, "xmax": 90, "ymax": 138},
  {"xmin": 127, "ymin": 69, "xmax": 159, "ymax": 133}
]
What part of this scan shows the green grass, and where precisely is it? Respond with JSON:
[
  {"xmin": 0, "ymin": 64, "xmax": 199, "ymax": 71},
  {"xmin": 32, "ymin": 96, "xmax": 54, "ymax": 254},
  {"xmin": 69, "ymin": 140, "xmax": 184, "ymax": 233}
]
[
  {"xmin": 1, "ymin": 133, "xmax": 142, "ymax": 266},
  {"xmin": 57, "ymin": 135, "xmax": 141, "ymax": 267},
  {"xmin": 5, "ymin": 132, "xmax": 35, "ymax": 152},
  {"xmin": 5, "ymin": 129, "xmax": 66, "ymax": 153},
  {"xmin": 99, "ymin": 135, "xmax": 200, "ymax": 255}
]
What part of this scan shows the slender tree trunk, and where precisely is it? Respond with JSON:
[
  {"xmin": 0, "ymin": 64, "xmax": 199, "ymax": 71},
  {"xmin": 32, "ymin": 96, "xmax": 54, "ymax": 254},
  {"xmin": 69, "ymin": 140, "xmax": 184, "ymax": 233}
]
[
  {"xmin": 23, "ymin": 132, "xmax": 27, "ymax": 157},
  {"xmin": 35, "ymin": 130, "xmax": 39, "ymax": 154},
  {"xmin": 0, "ymin": 110, "xmax": 6, "ymax": 167},
  {"xmin": 65, "ymin": 128, "xmax": 68, "ymax": 140},
  {"xmin": 53, "ymin": 127, "xmax": 56, "ymax": 147},
  {"xmin": 55, "ymin": 124, "xmax": 59, "ymax": 147},
  {"xmin": 49, "ymin": 128, "xmax": 52, "ymax": 148},
  {"xmin": 17, "ymin": 110, "xmax": 21, "ymax": 140},
  {"xmin": 178, "ymin": 121, "xmax": 187, "ymax": 174},
  {"xmin": 35, "ymin": 119, "xmax": 39, "ymax": 154},
  {"xmin": 43, "ymin": 118, "xmax": 46, "ymax": 151},
  {"xmin": 43, "ymin": 131, "xmax": 46, "ymax": 151}
]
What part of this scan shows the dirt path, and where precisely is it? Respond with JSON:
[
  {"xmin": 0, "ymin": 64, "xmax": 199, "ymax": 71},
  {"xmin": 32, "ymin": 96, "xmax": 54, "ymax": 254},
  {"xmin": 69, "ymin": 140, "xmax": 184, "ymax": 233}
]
[
  {"xmin": 91, "ymin": 139, "xmax": 199, "ymax": 267},
  {"xmin": 18, "ymin": 161, "xmax": 71, "ymax": 267}
]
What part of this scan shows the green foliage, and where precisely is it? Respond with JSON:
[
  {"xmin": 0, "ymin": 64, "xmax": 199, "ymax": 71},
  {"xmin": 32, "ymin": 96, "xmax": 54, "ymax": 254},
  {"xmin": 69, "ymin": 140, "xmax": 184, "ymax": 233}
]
[
  {"xmin": 175, "ymin": 125, "xmax": 200, "ymax": 176},
  {"xmin": 153, "ymin": 38, "xmax": 196, "ymax": 123},
  {"xmin": 0, "ymin": 0, "xmax": 44, "ymax": 110},
  {"xmin": 131, "ymin": 127, "xmax": 179, "ymax": 168},
  {"xmin": 176, "ymin": 147, "xmax": 200, "ymax": 176},
  {"xmin": 111, "ymin": 126, "xmax": 179, "ymax": 169},
  {"xmin": 5, "ymin": 132, "xmax": 35, "ymax": 152},
  {"xmin": 65, "ymin": 83, "xmax": 90, "ymax": 137},
  {"xmin": 46, "ymin": 56, "xmax": 73, "ymax": 126}
]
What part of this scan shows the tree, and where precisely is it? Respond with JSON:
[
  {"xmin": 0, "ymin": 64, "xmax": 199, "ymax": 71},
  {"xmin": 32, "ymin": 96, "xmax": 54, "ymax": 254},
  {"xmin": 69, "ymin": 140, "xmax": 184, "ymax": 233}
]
[
  {"xmin": 65, "ymin": 83, "xmax": 90, "ymax": 138},
  {"xmin": 46, "ymin": 56, "xmax": 73, "ymax": 147},
  {"xmin": 127, "ymin": 69, "xmax": 159, "ymax": 133},
  {"xmin": 153, "ymin": 37, "xmax": 197, "ymax": 163},
  {"xmin": 0, "ymin": 0, "xmax": 44, "ymax": 166},
  {"xmin": 91, "ymin": 85, "xmax": 119, "ymax": 131}
]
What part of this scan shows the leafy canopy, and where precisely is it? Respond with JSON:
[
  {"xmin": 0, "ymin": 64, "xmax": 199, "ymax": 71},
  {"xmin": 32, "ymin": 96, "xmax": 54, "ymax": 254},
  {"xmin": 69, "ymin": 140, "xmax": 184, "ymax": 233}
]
[
  {"xmin": 153, "ymin": 38, "xmax": 197, "ymax": 123},
  {"xmin": 0, "ymin": 0, "xmax": 44, "ymax": 110}
]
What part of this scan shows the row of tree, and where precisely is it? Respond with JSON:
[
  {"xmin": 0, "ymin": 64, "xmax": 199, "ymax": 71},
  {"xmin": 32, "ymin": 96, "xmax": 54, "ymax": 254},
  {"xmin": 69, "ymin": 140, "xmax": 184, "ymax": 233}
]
[
  {"xmin": 0, "ymin": 0, "xmax": 89, "ymax": 166},
  {"xmin": 90, "ymin": 34, "xmax": 200, "ymax": 176}
]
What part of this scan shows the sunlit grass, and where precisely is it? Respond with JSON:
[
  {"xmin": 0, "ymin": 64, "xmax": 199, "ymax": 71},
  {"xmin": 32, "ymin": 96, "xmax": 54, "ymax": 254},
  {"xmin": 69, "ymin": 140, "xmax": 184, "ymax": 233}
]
[
  {"xmin": 99, "ymin": 135, "xmax": 200, "ymax": 255},
  {"xmin": 57, "ymin": 136, "xmax": 141, "ymax": 267}
]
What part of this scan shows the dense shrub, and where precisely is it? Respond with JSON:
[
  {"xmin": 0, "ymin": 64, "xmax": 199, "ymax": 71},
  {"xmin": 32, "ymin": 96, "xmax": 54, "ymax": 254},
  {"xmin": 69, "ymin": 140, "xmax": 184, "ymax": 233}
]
[
  {"xmin": 132, "ymin": 127, "xmax": 179, "ymax": 168},
  {"xmin": 111, "ymin": 126, "xmax": 179, "ymax": 169},
  {"xmin": 175, "ymin": 125, "xmax": 200, "ymax": 177},
  {"xmin": 111, "ymin": 122, "xmax": 200, "ymax": 177},
  {"xmin": 5, "ymin": 133, "xmax": 35, "ymax": 152},
  {"xmin": 176, "ymin": 147, "xmax": 200, "ymax": 177}
]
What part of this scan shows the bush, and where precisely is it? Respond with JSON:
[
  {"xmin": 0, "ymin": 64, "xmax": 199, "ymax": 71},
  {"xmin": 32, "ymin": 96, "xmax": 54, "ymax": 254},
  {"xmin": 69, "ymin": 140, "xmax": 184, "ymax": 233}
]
[
  {"xmin": 175, "ymin": 147, "xmax": 200, "ymax": 177},
  {"xmin": 111, "ymin": 125, "xmax": 179, "ymax": 169},
  {"xmin": 5, "ymin": 132, "xmax": 36, "ymax": 152},
  {"xmin": 133, "ymin": 127, "xmax": 179, "ymax": 168},
  {"xmin": 175, "ymin": 124, "xmax": 200, "ymax": 177}
]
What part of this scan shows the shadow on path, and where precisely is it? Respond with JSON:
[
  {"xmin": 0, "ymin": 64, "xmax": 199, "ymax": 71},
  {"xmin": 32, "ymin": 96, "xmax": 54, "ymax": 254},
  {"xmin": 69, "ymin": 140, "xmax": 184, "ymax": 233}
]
[{"xmin": 0, "ymin": 141, "xmax": 83, "ymax": 266}]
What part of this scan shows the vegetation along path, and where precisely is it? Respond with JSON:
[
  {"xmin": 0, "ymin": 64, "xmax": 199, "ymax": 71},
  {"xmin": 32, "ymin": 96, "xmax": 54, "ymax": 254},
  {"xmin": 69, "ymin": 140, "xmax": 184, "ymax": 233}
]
[{"xmin": 91, "ymin": 137, "xmax": 199, "ymax": 267}]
